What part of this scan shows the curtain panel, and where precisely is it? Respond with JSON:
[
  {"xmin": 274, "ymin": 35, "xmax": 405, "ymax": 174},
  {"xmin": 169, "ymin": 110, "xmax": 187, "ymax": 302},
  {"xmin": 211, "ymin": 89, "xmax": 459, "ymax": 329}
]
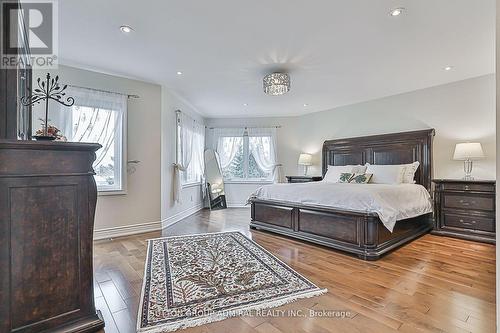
[
  {"xmin": 64, "ymin": 87, "xmax": 127, "ymax": 168},
  {"xmin": 212, "ymin": 128, "xmax": 245, "ymax": 169},
  {"xmin": 210, "ymin": 127, "xmax": 283, "ymax": 183},
  {"xmin": 247, "ymin": 127, "xmax": 283, "ymax": 183},
  {"xmin": 174, "ymin": 111, "xmax": 205, "ymax": 203},
  {"xmin": 49, "ymin": 86, "xmax": 127, "ymax": 191}
]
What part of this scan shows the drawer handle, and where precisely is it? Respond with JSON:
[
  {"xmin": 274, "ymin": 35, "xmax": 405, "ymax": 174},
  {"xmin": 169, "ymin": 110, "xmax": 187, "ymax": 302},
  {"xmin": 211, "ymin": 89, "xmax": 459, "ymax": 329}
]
[
  {"xmin": 459, "ymin": 219, "xmax": 476, "ymax": 224},
  {"xmin": 464, "ymin": 185, "xmax": 470, "ymax": 190}
]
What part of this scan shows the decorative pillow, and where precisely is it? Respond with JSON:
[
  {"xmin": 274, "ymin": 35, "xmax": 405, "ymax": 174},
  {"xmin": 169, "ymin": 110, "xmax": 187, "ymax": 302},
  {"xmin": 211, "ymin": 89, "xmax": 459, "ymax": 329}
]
[
  {"xmin": 324, "ymin": 166, "xmax": 355, "ymax": 183},
  {"xmin": 401, "ymin": 161, "xmax": 420, "ymax": 183},
  {"xmin": 349, "ymin": 173, "xmax": 373, "ymax": 184},
  {"xmin": 365, "ymin": 164, "xmax": 405, "ymax": 184},
  {"xmin": 324, "ymin": 165, "xmax": 367, "ymax": 183},
  {"xmin": 338, "ymin": 172, "xmax": 354, "ymax": 183}
]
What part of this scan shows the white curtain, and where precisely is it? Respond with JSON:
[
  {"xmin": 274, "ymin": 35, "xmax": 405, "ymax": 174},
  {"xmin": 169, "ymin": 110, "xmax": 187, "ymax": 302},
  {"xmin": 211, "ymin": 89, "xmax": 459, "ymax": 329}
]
[
  {"xmin": 64, "ymin": 87, "xmax": 126, "ymax": 166},
  {"xmin": 173, "ymin": 111, "xmax": 205, "ymax": 203},
  {"xmin": 247, "ymin": 127, "xmax": 283, "ymax": 183},
  {"xmin": 52, "ymin": 86, "xmax": 127, "ymax": 191},
  {"xmin": 192, "ymin": 121, "xmax": 206, "ymax": 198},
  {"xmin": 212, "ymin": 128, "xmax": 245, "ymax": 169}
]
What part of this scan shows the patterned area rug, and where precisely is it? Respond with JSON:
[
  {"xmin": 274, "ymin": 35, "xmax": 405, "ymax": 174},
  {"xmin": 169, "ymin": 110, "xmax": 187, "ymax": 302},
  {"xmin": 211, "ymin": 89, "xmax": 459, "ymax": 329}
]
[{"xmin": 137, "ymin": 231, "xmax": 327, "ymax": 332}]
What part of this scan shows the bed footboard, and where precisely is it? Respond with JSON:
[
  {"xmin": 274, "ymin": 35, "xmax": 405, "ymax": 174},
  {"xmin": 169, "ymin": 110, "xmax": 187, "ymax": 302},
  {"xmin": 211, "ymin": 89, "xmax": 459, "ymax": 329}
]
[{"xmin": 250, "ymin": 199, "xmax": 432, "ymax": 260}]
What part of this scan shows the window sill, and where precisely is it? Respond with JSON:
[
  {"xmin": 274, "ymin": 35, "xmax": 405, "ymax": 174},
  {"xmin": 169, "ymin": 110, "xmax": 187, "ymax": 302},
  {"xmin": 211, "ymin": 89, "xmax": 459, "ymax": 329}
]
[
  {"xmin": 224, "ymin": 180, "xmax": 273, "ymax": 185},
  {"xmin": 98, "ymin": 189, "xmax": 127, "ymax": 196},
  {"xmin": 182, "ymin": 182, "xmax": 202, "ymax": 189}
]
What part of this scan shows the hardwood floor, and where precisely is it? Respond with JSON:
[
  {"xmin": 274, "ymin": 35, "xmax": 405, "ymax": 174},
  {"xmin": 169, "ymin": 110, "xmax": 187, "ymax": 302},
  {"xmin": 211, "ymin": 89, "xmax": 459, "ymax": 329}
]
[{"xmin": 93, "ymin": 208, "xmax": 496, "ymax": 333}]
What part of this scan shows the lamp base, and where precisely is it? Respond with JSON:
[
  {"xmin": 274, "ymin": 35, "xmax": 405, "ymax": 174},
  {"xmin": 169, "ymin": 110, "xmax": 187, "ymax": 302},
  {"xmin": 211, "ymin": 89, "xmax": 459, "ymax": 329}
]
[{"xmin": 463, "ymin": 159, "xmax": 473, "ymax": 181}]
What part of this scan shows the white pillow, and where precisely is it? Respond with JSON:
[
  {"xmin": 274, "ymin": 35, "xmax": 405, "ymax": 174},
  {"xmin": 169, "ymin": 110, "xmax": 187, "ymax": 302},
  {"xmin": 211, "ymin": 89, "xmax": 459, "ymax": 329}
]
[
  {"xmin": 324, "ymin": 166, "xmax": 354, "ymax": 183},
  {"xmin": 365, "ymin": 164, "xmax": 405, "ymax": 184},
  {"xmin": 324, "ymin": 165, "xmax": 367, "ymax": 183},
  {"xmin": 327, "ymin": 164, "xmax": 367, "ymax": 173},
  {"xmin": 351, "ymin": 164, "xmax": 368, "ymax": 174},
  {"xmin": 401, "ymin": 162, "xmax": 420, "ymax": 183}
]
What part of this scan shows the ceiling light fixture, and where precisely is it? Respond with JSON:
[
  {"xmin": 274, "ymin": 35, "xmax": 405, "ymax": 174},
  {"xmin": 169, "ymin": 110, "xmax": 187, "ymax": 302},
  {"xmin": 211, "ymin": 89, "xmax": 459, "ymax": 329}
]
[
  {"xmin": 120, "ymin": 25, "xmax": 134, "ymax": 33},
  {"xmin": 444, "ymin": 66, "xmax": 454, "ymax": 71},
  {"xmin": 243, "ymin": 103, "xmax": 248, "ymax": 106},
  {"xmin": 263, "ymin": 72, "xmax": 290, "ymax": 96},
  {"xmin": 389, "ymin": 7, "xmax": 404, "ymax": 16},
  {"xmin": 176, "ymin": 71, "xmax": 183, "ymax": 75},
  {"xmin": 303, "ymin": 104, "xmax": 309, "ymax": 107}
]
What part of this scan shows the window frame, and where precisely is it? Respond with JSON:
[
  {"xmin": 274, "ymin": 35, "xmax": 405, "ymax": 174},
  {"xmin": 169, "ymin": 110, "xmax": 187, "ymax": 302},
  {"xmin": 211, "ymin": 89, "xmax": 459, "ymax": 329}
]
[
  {"xmin": 220, "ymin": 131, "xmax": 274, "ymax": 184},
  {"xmin": 67, "ymin": 102, "xmax": 127, "ymax": 196},
  {"xmin": 181, "ymin": 131, "xmax": 204, "ymax": 188},
  {"xmin": 177, "ymin": 115, "xmax": 204, "ymax": 188},
  {"xmin": 96, "ymin": 107, "xmax": 127, "ymax": 196}
]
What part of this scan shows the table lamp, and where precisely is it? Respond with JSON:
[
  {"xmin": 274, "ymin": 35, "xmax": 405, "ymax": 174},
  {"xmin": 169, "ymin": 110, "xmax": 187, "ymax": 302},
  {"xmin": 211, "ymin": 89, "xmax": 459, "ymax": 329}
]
[
  {"xmin": 453, "ymin": 142, "xmax": 485, "ymax": 180},
  {"xmin": 298, "ymin": 153, "xmax": 313, "ymax": 176}
]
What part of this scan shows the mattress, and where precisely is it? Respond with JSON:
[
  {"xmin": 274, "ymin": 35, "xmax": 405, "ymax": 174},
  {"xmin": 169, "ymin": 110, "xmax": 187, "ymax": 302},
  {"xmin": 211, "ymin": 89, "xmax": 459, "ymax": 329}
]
[{"xmin": 249, "ymin": 182, "xmax": 433, "ymax": 232}]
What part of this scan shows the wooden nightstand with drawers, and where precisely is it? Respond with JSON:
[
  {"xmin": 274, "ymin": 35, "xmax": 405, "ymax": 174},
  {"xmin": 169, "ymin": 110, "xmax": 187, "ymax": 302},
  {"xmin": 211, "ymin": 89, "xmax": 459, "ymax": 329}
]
[
  {"xmin": 285, "ymin": 176, "xmax": 323, "ymax": 183},
  {"xmin": 432, "ymin": 179, "xmax": 496, "ymax": 244}
]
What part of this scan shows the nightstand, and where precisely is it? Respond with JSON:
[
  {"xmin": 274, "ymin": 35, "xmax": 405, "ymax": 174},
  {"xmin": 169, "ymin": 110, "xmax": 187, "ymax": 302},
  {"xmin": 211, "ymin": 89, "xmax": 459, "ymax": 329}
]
[
  {"xmin": 432, "ymin": 179, "xmax": 496, "ymax": 244},
  {"xmin": 285, "ymin": 176, "xmax": 323, "ymax": 183}
]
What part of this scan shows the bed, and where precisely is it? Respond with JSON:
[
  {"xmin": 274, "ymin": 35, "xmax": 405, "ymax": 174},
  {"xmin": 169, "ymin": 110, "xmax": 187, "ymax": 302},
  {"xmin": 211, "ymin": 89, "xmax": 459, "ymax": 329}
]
[{"xmin": 249, "ymin": 129, "xmax": 435, "ymax": 260}]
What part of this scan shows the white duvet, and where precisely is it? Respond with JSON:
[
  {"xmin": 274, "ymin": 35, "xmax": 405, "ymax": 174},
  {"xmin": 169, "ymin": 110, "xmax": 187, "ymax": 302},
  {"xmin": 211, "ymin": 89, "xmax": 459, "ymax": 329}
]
[{"xmin": 249, "ymin": 182, "xmax": 433, "ymax": 232}]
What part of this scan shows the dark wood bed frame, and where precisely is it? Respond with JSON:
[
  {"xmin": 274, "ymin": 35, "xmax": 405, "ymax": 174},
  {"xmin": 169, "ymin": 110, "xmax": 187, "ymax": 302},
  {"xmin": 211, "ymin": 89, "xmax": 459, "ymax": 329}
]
[{"xmin": 250, "ymin": 129, "xmax": 435, "ymax": 260}]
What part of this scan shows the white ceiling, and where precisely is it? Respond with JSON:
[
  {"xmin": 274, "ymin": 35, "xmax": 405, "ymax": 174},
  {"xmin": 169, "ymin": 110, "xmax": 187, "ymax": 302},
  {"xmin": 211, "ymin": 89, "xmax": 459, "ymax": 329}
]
[{"xmin": 58, "ymin": 0, "xmax": 495, "ymax": 118}]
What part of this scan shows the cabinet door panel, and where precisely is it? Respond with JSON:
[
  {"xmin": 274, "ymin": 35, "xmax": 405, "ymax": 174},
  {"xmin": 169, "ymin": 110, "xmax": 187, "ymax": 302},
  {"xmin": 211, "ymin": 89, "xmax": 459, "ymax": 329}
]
[{"xmin": 0, "ymin": 176, "xmax": 91, "ymax": 332}]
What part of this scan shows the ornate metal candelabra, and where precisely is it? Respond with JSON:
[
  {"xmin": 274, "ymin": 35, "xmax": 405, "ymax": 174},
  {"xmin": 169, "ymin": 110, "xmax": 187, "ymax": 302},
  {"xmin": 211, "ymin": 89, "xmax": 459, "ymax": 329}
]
[{"xmin": 21, "ymin": 73, "xmax": 75, "ymax": 140}]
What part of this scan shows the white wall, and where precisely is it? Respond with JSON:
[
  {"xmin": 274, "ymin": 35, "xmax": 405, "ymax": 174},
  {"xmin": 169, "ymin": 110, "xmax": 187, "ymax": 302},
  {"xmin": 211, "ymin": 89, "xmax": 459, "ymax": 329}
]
[
  {"xmin": 33, "ymin": 65, "xmax": 163, "ymax": 237},
  {"xmin": 32, "ymin": 65, "xmax": 207, "ymax": 237},
  {"xmin": 207, "ymin": 75, "xmax": 496, "ymax": 205},
  {"xmin": 161, "ymin": 89, "xmax": 205, "ymax": 227}
]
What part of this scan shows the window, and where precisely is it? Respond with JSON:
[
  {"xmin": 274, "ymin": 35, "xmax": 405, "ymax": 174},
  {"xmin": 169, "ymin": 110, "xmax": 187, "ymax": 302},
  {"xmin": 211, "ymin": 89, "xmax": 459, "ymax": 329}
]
[
  {"xmin": 179, "ymin": 126, "xmax": 204, "ymax": 185},
  {"xmin": 54, "ymin": 88, "xmax": 127, "ymax": 193},
  {"xmin": 175, "ymin": 111, "xmax": 205, "ymax": 186},
  {"xmin": 71, "ymin": 105, "xmax": 125, "ymax": 191},
  {"xmin": 217, "ymin": 128, "xmax": 277, "ymax": 182}
]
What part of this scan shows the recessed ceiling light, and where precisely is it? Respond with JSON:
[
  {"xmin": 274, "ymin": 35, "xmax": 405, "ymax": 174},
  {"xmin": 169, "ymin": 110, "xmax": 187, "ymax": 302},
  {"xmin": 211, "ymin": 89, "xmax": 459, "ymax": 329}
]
[
  {"xmin": 303, "ymin": 103, "xmax": 309, "ymax": 107},
  {"xmin": 444, "ymin": 66, "xmax": 454, "ymax": 71},
  {"xmin": 389, "ymin": 7, "xmax": 404, "ymax": 16},
  {"xmin": 243, "ymin": 103, "xmax": 248, "ymax": 106},
  {"xmin": 176, "ymin": 71, "xmax": 183, "ymax": 75},
  {"xmin": 120, "ymin": 25, "xmax": 134, "ymax": 33}
]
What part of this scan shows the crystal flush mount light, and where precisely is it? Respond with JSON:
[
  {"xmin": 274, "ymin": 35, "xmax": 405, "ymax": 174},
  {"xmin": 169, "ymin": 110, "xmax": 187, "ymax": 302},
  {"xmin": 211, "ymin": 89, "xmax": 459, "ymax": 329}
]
[
  {"xmin": 120, "ymin": 25, "xmax": 134, "ymax": 33},
  {"xmin": 263, "ymin": 73, "xmax": 290, "ymax": 96}
]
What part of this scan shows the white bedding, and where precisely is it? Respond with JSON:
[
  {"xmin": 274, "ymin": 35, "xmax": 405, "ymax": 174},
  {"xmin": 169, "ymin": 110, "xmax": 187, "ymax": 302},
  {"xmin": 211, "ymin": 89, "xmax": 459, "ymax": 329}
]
[{"xmin": 249, "ymin": 182, "xmax": 433, "ymax": 232}]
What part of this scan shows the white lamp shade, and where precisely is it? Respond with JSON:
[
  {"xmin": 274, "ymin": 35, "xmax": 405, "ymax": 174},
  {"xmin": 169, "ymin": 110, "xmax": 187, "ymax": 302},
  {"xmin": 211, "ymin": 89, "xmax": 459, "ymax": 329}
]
[
  {"xmin": 453, "ymin": 142, "xmax": 485, "ymax": 160},
  {"xmin": 298, "ymin": 153, "xmax": 313, "ymax": 166}
]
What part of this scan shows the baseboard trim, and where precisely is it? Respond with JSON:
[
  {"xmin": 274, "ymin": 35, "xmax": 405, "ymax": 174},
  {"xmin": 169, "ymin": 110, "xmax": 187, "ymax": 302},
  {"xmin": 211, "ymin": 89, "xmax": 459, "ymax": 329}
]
[
  {"xmin": 227, "ymin": 202, "xmax": 249, "ymax": 208},
  {"xmin": 93, "ymin": 203, "xmax": 223, "ymax": 240},
  {"xmin": 94, "ymin": 220, "xmax": 162, "ymax": 240},
  {"xmin": 161, "ymin": 203, "xmax": 204, "ymax": 229}
]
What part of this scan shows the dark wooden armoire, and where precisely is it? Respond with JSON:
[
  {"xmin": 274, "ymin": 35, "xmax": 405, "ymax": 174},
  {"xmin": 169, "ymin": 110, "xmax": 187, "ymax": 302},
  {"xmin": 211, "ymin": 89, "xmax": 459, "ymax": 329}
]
[
  {"xmin": 0, "ymin": 141, "xmax": 105, "ymax": 333},
  {"xmin": 0, "ymin": 1, "xmax": 105, "ymax": 332}
]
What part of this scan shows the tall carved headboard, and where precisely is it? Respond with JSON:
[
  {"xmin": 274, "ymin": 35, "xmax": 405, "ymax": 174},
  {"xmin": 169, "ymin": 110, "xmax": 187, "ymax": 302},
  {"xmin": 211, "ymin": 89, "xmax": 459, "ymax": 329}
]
[{"xmin": 322, "ymin": 129, "xmax": 435, "ymax": 191}]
